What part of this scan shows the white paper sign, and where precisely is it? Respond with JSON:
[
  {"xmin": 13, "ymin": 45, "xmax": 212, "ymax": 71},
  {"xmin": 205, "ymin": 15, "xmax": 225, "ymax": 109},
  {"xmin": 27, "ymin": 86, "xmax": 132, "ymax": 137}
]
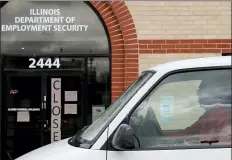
[
  {"xmin": 51, "ymin": 78, "xmax": 61, "ymax": 143},
  {"xmin": 92, "ymin": 105, "xmax": 105, "ymax": 122},
  {"xmin": 65, "ymin": 91, "xmax": 78, "ymax": 101},
  {"xmin": 160, "ymin": 96, "xmax": 174, "ymax": 124},
  {"xmin": 17, "ymin": 111, "xmax": 30, "ymax": 122},
  {"xmin": 64, "ymin": 104, "xmax": 77, "ymax": 114}
]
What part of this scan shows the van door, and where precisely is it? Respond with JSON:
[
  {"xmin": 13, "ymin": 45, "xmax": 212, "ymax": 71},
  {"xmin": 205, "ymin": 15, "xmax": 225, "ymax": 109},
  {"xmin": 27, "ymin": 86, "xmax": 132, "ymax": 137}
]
[{"xmin": 108, "ymin": 68, "xmax": 231, "ymax": 160}]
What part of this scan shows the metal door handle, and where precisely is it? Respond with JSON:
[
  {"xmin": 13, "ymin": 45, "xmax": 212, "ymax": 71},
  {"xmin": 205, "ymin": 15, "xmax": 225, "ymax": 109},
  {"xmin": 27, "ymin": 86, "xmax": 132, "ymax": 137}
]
[{"xmin": 41, "ymin": 102, "xmax": 46, "ymax": 110}]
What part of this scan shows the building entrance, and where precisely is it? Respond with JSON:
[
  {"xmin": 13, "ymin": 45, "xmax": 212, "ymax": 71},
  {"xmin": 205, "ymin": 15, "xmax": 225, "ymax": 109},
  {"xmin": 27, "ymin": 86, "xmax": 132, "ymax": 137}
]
[
  {"xmin": 1, "ymin": 56, "xmax": 110, "ymax": 160},
  {"xmin": 3, "ymin": 68, "xmax": 85, "ymax": 159},
  {"xmin": 0, "ymin": 1, "xmax": 111, "ymax": 159},
  {"xmin": 44, "ymin": 72, "xmax": 85, "ymax": 145}
]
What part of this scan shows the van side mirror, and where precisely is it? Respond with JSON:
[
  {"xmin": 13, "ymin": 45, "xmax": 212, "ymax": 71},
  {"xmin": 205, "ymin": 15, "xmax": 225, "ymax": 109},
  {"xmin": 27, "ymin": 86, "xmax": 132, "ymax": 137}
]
[{"xmin": 111, "ymin": 124, "xmax": 135, "ymax": 150}]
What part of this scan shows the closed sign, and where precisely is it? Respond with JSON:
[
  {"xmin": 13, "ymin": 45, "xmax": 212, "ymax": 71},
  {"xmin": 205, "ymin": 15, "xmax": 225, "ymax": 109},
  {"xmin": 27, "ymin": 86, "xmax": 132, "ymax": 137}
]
[{"xmin": 51, "ymin": 78, "xmax": 61, "ymax": 143}]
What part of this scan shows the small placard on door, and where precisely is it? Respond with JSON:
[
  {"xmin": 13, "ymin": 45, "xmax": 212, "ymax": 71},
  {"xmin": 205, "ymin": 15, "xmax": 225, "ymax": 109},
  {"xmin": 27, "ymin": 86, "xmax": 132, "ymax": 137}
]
[
  {"xmin": 64, "ymin": 104, "xmax": 77, "ymax": 114},
  {"xmin": 65, "ymin": 91, "xmax": 78, "ymax": 102},
  {"xmin": 17, "ymin": 111, "xmax": 30, "ymax": 122}
]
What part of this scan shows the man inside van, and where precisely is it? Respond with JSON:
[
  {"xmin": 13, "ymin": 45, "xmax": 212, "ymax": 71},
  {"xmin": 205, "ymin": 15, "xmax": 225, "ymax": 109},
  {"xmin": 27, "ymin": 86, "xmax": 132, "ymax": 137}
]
[
  {"xmin": 170, "ymin": 79, "xmax": 231, "ymax": 144},
  {"xmin": 130, "ymin": 76, "xmax": 231, "ymax": 147}
]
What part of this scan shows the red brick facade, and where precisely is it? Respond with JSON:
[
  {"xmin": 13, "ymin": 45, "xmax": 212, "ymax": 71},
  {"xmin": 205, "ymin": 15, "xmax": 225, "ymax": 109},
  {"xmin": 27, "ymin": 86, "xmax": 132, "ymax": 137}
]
[
  {"xmin": 90, "ymin": 1, "xmax": 232, "ymax": 102},
  {"xmin": 90, "ymin": 1, "xmax": 139, "ymax": 102},
  {"xmin": 139, "ymin": 39, "xmax": 232, "ymax": 54}
]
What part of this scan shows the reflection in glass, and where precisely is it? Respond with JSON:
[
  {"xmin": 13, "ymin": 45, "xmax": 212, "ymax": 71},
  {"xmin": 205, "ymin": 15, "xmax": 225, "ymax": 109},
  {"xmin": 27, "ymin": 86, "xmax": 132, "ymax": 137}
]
[
  {"xmin": 72, "ymin": 71, "xmax": 154, "ymax": 146},
  {"xmin": 59, "ymin": 58, "xmax": 84, "ymax": 69},
  {"xmin": 1, "ymin": 1, "xmax": 109, "ymax": 55},
  {"xmin": 87, "ymin": 57, "xmax": 110, "ymax": 125}
]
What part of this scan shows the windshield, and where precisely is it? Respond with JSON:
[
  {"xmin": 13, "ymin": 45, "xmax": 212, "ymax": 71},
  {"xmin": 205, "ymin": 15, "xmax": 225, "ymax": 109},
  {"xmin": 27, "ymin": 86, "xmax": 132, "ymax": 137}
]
[{"xmin": 69, "ymin": 71, "xmax": 155, "ymax": 148}]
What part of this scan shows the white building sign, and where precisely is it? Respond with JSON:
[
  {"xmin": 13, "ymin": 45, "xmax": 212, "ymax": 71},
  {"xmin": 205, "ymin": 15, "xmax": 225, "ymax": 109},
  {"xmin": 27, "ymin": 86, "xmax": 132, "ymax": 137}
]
[{"xmin": 51, "ymin": 78, "xmax": 61, "ymax": 143}]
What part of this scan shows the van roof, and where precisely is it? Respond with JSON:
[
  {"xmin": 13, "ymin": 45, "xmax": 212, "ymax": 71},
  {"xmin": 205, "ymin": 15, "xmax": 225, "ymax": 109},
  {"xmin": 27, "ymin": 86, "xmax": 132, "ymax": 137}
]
[{"xmin": 147, "ymin": 56, "xmax": 231, "ymax": 73}]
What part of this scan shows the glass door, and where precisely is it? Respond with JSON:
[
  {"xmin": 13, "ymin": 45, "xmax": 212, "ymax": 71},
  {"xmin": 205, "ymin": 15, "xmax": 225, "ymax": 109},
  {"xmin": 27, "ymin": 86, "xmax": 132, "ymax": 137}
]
[
  {"xmin": 43, "ymin": 71, "xmax": 85, "ymax": 144},
  {"xmin": 4, "ymin": 73, "xmax": 43, "ymax": 159}
]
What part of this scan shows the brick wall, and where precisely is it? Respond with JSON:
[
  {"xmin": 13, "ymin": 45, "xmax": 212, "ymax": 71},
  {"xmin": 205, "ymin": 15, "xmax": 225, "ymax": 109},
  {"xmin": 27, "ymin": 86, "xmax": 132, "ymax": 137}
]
[
  {"xmin": 91, "ymin": 1, "xmax": 231, "ymax": 101},
  {"xmin": 139, "ymin": 53, "xmax": 222, "ymax": 73},
  {"xmin": 126, "ymin": 1, "xmax": 231, "ymax": 39},
  {"xmin": 138, "ymin": 38, "xmax": 231, "ymax": 72},
  {"xmin": 90, "ymin": 1, "xmax": 139, "ymax": 102},
  {"xmin": 125, "ymin": 1, "xmax": 231, "ymax": 74},
  {"xmin": 139, "ymin": 39, "xmax": 231, "ymax": 54}
]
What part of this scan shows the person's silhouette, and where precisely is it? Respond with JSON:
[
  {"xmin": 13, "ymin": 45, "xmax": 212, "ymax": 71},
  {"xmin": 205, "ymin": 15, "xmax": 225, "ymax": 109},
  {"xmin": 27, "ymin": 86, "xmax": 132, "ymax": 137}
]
[{"xmin": 170, "ymin": 79, "xmax": 231, "ymax": 144}]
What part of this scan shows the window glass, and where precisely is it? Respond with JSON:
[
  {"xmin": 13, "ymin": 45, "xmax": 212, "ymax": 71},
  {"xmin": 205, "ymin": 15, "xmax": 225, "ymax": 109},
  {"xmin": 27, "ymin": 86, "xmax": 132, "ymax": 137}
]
[
  {"xmin": 87, "ymin": 57, "xmax": 110, "ymax": 125},
  {"xmin": 1, "ymin": 1, "xmax": 109, "ymax": 55},
  {"xmin": 73, "ymin": 71, "xmax": 154, "ymax": 144},
  {"xmin": 129, "ymin": 69, "xmax": 231, "ymax": 149},
  {"xmin": 59, "ymin": 57, "xmax": 84, "ymax": 69}
]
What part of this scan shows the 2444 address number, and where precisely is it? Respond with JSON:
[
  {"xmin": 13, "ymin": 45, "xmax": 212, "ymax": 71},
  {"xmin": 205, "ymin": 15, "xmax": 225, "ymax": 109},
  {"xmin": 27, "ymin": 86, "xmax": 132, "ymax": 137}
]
[{"xmin": 29, "ymin": 58, "xmax": 61, "ymax": 68}]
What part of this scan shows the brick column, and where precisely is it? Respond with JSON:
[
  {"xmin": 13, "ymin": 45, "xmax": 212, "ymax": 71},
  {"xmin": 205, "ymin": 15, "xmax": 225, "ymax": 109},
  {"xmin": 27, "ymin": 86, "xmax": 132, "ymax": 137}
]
[{"xmin": 90, "ymin": 1, "xmax": 138, "ymax": 102}]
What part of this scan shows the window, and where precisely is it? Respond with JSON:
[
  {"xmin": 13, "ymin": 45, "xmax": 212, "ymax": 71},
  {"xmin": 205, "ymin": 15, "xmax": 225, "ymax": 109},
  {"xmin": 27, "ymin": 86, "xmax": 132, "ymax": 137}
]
[
  {"xmin": 87, "ymin": 57, "xmax": 110, "ymax": 125},
  {"xmin": 1, "ymin": 1, "xmax": 109, "ymax": 55},
  {"xmin": 69, "ymin": 71, "xmax": 154, "ymax": 148},
  {"xmin": 129, "ymin": 69, "xmax": 231, "ymax": 149}
]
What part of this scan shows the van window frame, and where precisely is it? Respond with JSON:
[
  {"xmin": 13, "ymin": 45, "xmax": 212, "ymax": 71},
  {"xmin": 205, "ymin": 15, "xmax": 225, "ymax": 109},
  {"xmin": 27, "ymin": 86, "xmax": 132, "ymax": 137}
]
[
  {"xmin": 104, "ymin": 66, "xmax": 231, "ymax": 151},
  {"xmin": 69, "ymin": 70, "xmax": 155, "ymax": 148}
]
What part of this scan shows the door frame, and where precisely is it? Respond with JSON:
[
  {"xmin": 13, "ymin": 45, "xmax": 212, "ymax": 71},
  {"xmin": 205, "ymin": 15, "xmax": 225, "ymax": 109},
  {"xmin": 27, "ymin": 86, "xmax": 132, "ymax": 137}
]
[{"xmin": 42, "ymin": 70, "xmax": 86, "ymax": 145}]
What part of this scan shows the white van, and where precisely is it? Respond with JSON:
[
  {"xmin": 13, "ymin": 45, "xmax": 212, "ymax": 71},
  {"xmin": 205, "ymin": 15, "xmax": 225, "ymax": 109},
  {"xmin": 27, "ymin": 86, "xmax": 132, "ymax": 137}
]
[{"xmin": 16, "ymin": 56, "xmax": 231, "ymax": 160}]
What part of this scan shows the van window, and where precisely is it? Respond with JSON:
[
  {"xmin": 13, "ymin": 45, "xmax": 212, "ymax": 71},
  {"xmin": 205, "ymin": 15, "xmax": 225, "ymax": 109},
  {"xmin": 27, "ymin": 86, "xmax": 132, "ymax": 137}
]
[
  {"xmin": 69, "ymin": 71, "xmax": 155, "ymax": 148},
  {"xmin": 129, "ymin": 69, "xmax": 231, "ymax": 149}
]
